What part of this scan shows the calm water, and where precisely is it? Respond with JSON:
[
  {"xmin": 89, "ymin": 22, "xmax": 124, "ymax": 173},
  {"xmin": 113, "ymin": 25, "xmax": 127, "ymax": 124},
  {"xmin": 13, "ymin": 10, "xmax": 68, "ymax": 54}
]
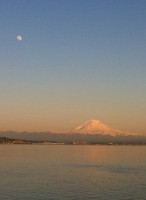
[{"xmin": 0, "ymin": 145, "xmax": 146, "ymax": 200}]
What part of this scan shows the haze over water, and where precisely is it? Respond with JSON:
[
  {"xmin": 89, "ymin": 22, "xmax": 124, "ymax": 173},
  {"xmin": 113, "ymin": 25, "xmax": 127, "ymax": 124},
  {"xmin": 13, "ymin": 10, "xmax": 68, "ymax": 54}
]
[{"xmin": 0, "ymin": 145, "xmax": 146, "ymax": 200}]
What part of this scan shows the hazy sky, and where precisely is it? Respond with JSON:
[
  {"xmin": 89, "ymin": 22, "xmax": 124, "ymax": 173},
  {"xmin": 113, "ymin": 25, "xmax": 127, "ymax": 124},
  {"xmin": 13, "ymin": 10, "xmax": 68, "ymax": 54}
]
[{"xmin": 0, "ymin": 0, "xmax": 146, "ymax": 134}]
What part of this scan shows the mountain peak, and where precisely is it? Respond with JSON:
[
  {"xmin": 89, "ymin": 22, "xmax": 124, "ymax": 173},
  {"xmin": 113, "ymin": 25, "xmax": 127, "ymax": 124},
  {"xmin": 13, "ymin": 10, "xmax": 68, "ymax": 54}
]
[{"xmin": 72, "ymin": 120, "xmax": 121, "ymax": 136}]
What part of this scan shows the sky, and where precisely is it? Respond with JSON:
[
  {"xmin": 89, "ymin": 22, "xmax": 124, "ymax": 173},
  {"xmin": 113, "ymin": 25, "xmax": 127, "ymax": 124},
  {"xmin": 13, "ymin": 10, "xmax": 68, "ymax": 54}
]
[{"xmin": 0, "ymin": 0, "xmax": 146, "ymax": 134}]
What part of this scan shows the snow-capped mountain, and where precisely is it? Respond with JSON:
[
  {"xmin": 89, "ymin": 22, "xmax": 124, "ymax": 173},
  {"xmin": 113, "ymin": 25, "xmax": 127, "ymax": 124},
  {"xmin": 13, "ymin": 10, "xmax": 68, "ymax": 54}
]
[
  {"xmin": 72, "ymin": 120, "xmax": 135, "ymax": 136},
  {"xmin": 0, "ymin": 119, "xmax": 144, "ymax": 144}
]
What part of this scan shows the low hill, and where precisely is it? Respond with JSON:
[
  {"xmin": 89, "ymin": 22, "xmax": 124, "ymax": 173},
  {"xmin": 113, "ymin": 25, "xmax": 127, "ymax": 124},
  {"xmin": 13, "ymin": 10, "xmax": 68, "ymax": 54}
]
[{"xmin": 0, "ymin": 136, "xmax": 32, "ymax": 144}]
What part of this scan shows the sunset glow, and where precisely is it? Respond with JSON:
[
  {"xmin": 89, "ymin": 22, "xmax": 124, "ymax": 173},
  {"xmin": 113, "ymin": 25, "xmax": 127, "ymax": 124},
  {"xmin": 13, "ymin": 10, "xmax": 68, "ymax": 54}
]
[{"xmin": 0, "ymin": 0, "xmax": 146, "ymax": 135}]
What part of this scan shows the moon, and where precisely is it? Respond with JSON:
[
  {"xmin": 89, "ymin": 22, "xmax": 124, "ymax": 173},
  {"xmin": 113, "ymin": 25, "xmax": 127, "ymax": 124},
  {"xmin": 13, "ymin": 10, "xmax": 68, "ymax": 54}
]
[{"xmin": 17, "ymin": 35, "xmax": 22, "ymax": 41}]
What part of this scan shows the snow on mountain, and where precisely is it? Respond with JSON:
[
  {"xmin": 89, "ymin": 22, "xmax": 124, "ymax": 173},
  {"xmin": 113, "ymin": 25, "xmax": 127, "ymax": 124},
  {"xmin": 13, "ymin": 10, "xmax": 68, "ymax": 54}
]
[{"xmin": 71, "ymin": 120, "xmax": 135, "ymax": 136}]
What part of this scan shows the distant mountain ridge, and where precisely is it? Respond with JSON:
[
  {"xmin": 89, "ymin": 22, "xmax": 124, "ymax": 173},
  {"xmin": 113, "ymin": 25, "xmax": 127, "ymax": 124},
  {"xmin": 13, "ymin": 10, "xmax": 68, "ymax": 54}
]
[{"xmin": 0, "ymin": 119, "xmax": 145, "ymax": 144}]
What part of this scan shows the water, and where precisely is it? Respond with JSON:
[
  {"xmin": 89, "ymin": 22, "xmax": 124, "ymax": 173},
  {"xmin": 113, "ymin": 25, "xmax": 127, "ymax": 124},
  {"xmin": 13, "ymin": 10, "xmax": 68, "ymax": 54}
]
[{"xmin": 0, "ymin": 145, "xmax": 146, "ymax": 200}]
